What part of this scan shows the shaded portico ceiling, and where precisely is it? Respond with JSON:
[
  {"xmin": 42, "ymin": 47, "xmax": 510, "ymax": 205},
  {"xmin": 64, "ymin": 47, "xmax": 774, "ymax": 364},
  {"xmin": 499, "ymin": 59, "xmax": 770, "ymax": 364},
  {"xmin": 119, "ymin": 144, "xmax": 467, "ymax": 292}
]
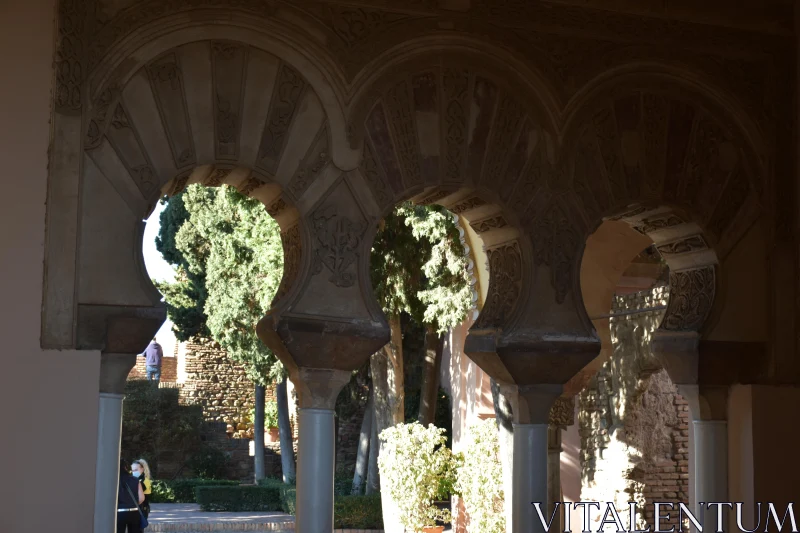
[{"xmin": 43, "ymin": 0, "xmax": 785, "ymax": 394}]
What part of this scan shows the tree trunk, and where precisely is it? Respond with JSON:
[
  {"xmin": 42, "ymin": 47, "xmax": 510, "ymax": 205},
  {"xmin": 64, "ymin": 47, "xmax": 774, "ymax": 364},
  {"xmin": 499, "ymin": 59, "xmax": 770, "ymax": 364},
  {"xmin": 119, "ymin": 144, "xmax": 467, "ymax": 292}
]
[
  {"xmin": 276, "ymin": 375, "xmax": 296, "ymax": 483},
  {"xmin": 491, "ymin": 377, "xmax": 514, "ymax": 533},
  {"xmin": 418, "ymin": 326, "xmax": 444, "ymax": 425},
  {"xmin": 370, "ymin": 314, "xmax": 404, "ymax": 436},
  {"xmin": 365, "ymin": 406, "xmax": 379, "ymax": 495},
  {"xmin": 370, "ymin": 314, "xmax": 404, "ymax": 532},
  {"xmin": 352, "ymin": 381, "xmax": 374, "ymax": 495},
  {"xmin": 254, "ymin": 383, "xmax": 266, "ymax": 482}
]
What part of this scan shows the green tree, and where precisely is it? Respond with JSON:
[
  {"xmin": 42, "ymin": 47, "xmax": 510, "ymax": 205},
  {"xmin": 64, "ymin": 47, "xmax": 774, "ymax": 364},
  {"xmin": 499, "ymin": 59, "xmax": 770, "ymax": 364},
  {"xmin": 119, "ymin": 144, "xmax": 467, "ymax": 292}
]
[
  {"xmin": 361, "ymin": 201, "xmax": 472, "ymax": 497},
  {"xmin": 154, "ymin": 191, "xmax": 211, "ymax": 341},
  {"xmin": 156, "ymin": 184, "xmax": 295, "ymax": 482}
]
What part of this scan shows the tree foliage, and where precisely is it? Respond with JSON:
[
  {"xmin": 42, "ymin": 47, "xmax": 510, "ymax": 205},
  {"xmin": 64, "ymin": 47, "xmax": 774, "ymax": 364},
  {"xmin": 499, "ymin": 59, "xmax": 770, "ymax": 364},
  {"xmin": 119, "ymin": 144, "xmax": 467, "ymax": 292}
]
[
  {"xmin": 370, "ymin": 201, "xmax": 473, "ymax": 333},
  {"xmin": 155, "ymin": 192, "xmax": 211, "ymax": 341},
  {"xmin": 156, "ymin": 185, "xmax": 284, "ymax": 385}
]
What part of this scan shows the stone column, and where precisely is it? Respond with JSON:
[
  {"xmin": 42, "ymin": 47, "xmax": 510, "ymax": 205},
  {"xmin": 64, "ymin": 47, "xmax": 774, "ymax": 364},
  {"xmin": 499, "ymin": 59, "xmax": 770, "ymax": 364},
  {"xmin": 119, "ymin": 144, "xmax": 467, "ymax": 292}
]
[
  {"xmin": 679, "ymin": 384, "xmax": 729, "ymax": 533},
  {"xmin": 547, "ymin": 425, "xmax": 563, "ymax": 532},
  {"xmin": 502, "ymin": 384, "xmax": 562, "ymax": 533},
  {"xmin": 94, "ymin": 353, "xmax": 136, "ymax": 533},
  {"xmin": 293, "ymin": 368, "xmax": 352, "ymax": 533}
]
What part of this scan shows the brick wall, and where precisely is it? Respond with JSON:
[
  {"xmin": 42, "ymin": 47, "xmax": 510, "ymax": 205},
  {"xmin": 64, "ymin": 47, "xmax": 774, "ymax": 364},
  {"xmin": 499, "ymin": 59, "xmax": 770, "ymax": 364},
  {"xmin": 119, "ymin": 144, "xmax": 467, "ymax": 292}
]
[
  {"xmin": 177, "ymin": 337, "xmax": 279, "ymax": 438},
  {"xmin": 128, "ymin": 355, "xmax": 178, "ymax": 382},
  {"xmin": 579, "ymin": 286, "xmax": 690, "ymax": 530}
]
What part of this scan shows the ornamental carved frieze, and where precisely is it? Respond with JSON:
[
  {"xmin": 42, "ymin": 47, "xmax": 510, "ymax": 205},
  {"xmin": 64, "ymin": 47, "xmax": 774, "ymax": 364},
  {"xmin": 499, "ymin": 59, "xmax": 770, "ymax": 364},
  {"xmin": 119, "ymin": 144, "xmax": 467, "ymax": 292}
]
[
  {"xmin": 569, "ymin": 90, "xmax": 759, "ymax": 249},
  {"xmin": 84, "ymin": 85, "xmax": 120, "ymax": 150},
  {"xmin": 473, "ymin": 240, "xmax": 523, "ymax": 329},
  {"xmin": 529, "ymin": 199, "xmax": 580, "ymax": 305},
  {"xmin": 310, "ymin": 204, "xmax": 366, "ymax": 288},
  {"xmin": 273, "ymin": 224, "xmax": 302, "ymax": 304},
  {"xmin": 55, "ymin": 0, "xmax": 92, "ymax": 114},
  {"xmin": 549, "ymin": 396, "xmax": 575, "ymax": 427},
  {"xmin": 656, "ymin": 235, "xmax": 708, "ymax": 257},
  {"xmin": 288, "ymin": 124, "xmax": 331, "ymax": 199},
  {"xmin": 470, "ymin": 215, "xmax": 508, "ymax": 234},
  {"xmin": 257, "ymin": 62, "xmax": 308, "ymax": 176},
  {"xmin": 660, "ymin": 266, "xmax": 715, "ymax": 332}
]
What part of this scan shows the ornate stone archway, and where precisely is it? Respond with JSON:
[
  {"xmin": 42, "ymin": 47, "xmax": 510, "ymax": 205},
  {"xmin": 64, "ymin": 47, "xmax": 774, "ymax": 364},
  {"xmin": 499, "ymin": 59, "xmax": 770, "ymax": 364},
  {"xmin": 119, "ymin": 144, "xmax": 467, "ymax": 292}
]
[{"xmin": 43, "ymin": 3, "xmax": 787, "ymax": 533}]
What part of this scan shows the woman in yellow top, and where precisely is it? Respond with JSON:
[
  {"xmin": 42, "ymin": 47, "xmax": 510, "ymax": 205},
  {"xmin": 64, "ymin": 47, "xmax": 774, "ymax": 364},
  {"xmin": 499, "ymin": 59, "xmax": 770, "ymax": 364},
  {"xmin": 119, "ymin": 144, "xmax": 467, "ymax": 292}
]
[{"xmin": 131, "ymin": 459, "xmax": 152, "ymax": 519}]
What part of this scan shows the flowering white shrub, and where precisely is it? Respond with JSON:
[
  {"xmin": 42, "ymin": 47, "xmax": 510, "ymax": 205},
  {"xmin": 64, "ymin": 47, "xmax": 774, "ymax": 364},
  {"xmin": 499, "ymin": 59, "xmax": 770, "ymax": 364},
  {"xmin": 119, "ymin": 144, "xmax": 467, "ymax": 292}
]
[
  {"xmin": 455, "ymin": 418, "xmax": 505, "ymax": 533},
  {"xmin": 378, "ymin": 422, "xmax": 454, "ymax": 532}
]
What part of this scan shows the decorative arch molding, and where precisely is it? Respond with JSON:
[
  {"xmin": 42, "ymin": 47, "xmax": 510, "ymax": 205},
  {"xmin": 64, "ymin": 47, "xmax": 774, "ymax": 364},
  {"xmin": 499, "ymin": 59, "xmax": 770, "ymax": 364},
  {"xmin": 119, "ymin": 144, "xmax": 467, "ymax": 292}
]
[
  {"xmin": 563, "ymin": 76, "xmax": 764, "ymax": 263},
  {"xmin": 345, "ymin": 37, "xmax": 562, "ymax": 141},
  {"xmin": 85, "ymin": 17, "xmax": 358, "ymax": 171},
  {"xmin": 561, "ymin": 67, "xmax": 768, "ymax": 171}
]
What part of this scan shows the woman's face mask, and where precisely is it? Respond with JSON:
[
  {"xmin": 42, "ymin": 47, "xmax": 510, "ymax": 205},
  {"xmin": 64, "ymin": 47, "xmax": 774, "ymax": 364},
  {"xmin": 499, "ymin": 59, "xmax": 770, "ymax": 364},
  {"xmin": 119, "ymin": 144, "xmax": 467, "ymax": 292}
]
[{"xmin": 131, "ymin": 466, "xmax": 141, "ymax": 477}]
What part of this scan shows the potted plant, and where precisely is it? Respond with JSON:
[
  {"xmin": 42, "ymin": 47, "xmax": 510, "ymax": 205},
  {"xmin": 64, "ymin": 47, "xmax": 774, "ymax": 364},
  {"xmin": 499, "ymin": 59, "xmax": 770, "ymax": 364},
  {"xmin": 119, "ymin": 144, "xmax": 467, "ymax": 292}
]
[
  {"xmin": 378, "ymin": 422, "xmax": 457, "ymax": 533},
  {"xmin": 264, "ymin": 400, "xmax": 280, "ymax": 442},
  {"xmin": 454, "ymin": 419, "xmax": 506, "ymax": 533}
]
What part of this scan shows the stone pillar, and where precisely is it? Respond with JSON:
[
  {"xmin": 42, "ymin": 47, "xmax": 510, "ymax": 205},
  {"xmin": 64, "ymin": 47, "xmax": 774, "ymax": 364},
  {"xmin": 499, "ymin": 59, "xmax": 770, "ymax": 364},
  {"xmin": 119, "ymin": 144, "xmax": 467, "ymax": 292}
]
[
  {"xmin": 502, "ymin": 384, "xmax": 562, "ymax": 533},
  {"xmin": 95, "ymin": 392, "xmax": 124, "ymax": 533},
  {"xmin": 94, "ymin": 353, "xmax": 136, "ymax": 533},
  {"xmin": 293, "ymin": 368, "xmax": 352, "ymax": 533},
  {"xmin": 547, "ymin": 425, "xmax": 563, "ymax": 532},
  {"xmin": 679, "ymin": 384, "xmax": 729, "ymax": 533}
]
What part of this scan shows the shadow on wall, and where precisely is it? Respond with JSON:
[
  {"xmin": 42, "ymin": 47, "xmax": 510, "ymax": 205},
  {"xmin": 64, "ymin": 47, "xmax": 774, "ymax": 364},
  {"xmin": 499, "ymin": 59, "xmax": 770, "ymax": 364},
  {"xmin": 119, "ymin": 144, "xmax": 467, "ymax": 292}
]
[{"xmin": 578, "ymin": 286, "xmax": 690, "ymax": 530}]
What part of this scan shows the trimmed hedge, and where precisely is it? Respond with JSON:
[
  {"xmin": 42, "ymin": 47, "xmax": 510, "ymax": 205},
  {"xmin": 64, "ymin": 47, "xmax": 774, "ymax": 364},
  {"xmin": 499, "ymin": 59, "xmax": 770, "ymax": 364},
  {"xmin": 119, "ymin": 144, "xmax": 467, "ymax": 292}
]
[
  {"xmin": 258, "ymin": 478, "xmax": 296, "ymax": 514},
  {"xmin": 254, "ymin": 478, "xmax": 381, "ymax": 528},
  {"xmin": 334, "ymin": 493, "xmax": 383, "ymax": 529},
  {"xmin": 150, "ymin": 478, "xmax": 240, "ymax": 503},
  {"xmin": 196, "ymin": 485, "xmax": 283, "ymax": 512}
]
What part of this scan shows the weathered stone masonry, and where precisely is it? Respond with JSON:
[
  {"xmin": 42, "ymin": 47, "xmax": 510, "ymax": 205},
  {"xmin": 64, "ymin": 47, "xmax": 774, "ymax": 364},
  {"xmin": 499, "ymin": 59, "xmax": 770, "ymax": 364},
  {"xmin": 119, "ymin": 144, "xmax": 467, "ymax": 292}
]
[
  {"xmin": 579, "ymin": 286, "xmax": 690, "ymax": 530},
  {"xmin": 128, "ymin": 355, "xmax": 178, "ymax": 382},
  {"xmin": 178, "ymin": 337, "xmax": 280, "ymax": 438}
]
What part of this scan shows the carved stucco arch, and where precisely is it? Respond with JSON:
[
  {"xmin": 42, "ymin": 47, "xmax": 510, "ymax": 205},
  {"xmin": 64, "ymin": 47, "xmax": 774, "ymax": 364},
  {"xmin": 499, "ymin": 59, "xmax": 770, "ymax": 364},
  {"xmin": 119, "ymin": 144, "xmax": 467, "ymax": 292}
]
[
  {"xmin": 342, "ymin": 53, "xmax": 607, "ymax": 389},
  {"xmin": 562, "ymin": 70, "xmax": 764, "ymax": 293},
  {"xmin": 57, "ymin": 34, "xmax": 378, "ymax": 364},
  {"xmin": 345, "ymin": 35, "xmax": 563, "ymax": 142},
  {"xmin": 559, "ymin": 70, "xmax": 767, "ymax": 396},
  {"xmin": 86, "ymin": 14, "xmax": 359, "ymax": 171}
]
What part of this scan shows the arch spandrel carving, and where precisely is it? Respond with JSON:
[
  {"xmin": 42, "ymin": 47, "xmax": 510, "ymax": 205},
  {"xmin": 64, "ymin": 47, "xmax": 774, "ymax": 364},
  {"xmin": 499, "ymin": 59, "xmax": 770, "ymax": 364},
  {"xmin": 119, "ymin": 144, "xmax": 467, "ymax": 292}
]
[
  {"xmin": 257, "ymin": 174, "xmax": 391, "ymax": 378},
  {"xmin": 45, "ymin": 1, "xmax": 779, "ymax": 395},
  {"xmin": 564, "ymin": 81, "xmax": 764, "ymax": 261}
]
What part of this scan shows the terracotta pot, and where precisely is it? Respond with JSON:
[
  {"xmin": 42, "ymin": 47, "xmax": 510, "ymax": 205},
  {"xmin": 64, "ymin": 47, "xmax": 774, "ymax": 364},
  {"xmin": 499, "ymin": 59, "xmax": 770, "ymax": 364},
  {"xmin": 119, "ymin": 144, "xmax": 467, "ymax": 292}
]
[
  {"xmin": 421, "ymin": 527, "xmax": 444, "ymax": 533},
  {"xmin": 266, "ymin": 427, "xmax": 280, "ymax": 442}
]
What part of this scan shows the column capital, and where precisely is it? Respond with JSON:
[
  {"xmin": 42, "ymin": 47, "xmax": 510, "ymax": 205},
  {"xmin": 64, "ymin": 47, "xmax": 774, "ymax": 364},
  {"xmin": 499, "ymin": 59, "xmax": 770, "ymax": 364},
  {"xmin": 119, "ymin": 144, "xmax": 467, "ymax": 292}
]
[
  {"xmin": 293, "ymin": 367, "xmax": 352, "ymax": 410},
  {"xmin": 651, "ymin": 330, "xmax": 700, "ymax": 385},
  {"xmin": 500, "ymin": 383, "xmax": 562, "ymax": 424},
  {"xmin": 99, "ymin": 352, "xmax": 136, "ymax": 394},
  {"xmin": 677, "ymin": 384, "xmax": 729, "ymax": 421}
]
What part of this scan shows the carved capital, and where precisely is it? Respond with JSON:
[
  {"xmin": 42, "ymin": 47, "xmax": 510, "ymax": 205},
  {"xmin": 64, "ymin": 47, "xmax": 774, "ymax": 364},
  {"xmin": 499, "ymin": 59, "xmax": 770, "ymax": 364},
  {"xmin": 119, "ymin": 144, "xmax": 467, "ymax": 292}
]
[
  {"xmin": 651, "ymin": 329, "xmax": 699, "ymax": 385},
  {"xmin": 466, "ymin": 333, "xmax": 600, "ymax": 389},
  {"xmin": 293, "ymin": 367, "xmax": 352, "ymax": 410},
  {"xmin": 499, "ymin": 383, "xmax": 562, "ymax": 425},
  {"xmin": 77, "ymin": 304, "xmax": 165, "ymax": 353},
  {"xmin": 257, "ymin": 313, "xmax": 389, "ymax": 376},
  {"xmin": 99, "ymin": 353, "xmax": 137, "ymax": 395},
  {"xmin": 677, "ymin": 384, "xmax": 729, "ymax": 422}
]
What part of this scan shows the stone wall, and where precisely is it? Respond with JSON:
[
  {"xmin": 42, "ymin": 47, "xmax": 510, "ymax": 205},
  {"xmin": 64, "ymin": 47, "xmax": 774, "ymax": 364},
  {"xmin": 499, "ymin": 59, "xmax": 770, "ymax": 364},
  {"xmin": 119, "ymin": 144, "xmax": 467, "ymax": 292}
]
[
  {"xmin": 177, "ymin": 337, "xmax": 278, "ymax": 438},
  {"xmin": 579, "ymin": 285, "xmax": 689, "ymax": 530},
  {"xmin": 128, "ymin": 355, "xmax": 178, "ymax": 382}
]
